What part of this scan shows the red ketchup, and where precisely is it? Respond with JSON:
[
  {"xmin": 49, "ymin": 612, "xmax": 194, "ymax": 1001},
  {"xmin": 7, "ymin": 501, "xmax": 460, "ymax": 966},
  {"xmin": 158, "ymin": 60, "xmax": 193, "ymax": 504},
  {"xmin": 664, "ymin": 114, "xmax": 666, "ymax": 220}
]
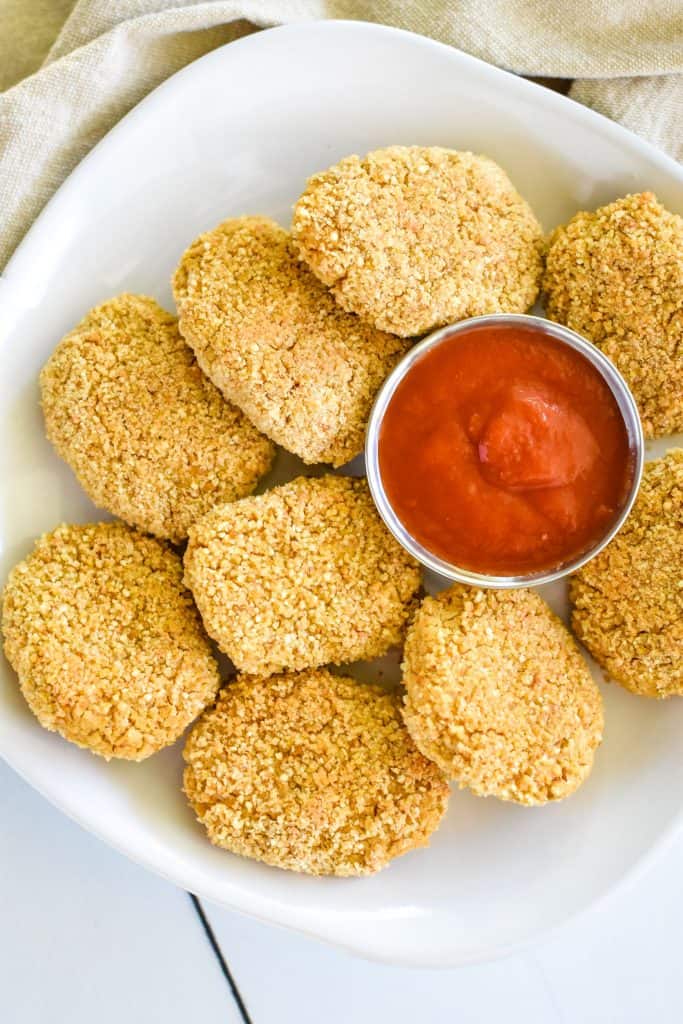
[{"xmin": 378, "ymin": 324, "xmax": 634, "ymax": 575}]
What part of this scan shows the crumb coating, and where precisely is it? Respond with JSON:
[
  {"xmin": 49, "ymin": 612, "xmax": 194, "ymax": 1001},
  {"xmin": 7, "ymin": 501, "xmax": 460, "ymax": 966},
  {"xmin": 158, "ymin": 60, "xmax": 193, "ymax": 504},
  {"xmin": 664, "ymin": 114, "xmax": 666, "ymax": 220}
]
[
  {"xmin": 173, "ymin": 217, "xmax": 407, "ymax": 466},
  {"xmin": 40, "ymin": 294, "xmax": 274, "ymax": 543},
  {"xmin": 402, "ymin": 585, "xmax": 604, "ymax": 805},
  {"xmin": 571, "ymin": 449, "xmax": 683, "ymax": 698},
  {"xmin": 184, "ymin": 475, "xmax": 421, "ymax": 675},
  {"xmin": 183, "ymin": 668, "xmax": 449, "ymax": 876},
  {"xmin": 543, "ymin": 193, "xmax": 683, "ymax": 438},
  {"xmin": 2, "ymin": 522, "xmax": 220, "ymax": 759},
  {"xmin": 292, "ymin": 146, "xmax": 544, "ymax": 337}
]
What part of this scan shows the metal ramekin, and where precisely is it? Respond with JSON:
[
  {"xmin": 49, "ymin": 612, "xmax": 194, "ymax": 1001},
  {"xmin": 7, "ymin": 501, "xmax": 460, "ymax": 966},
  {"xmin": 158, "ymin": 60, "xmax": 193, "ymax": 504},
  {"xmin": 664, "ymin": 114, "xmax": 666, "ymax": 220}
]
[{"xmin": 365, "ymin": 313, "xmax": 644, "ymax": 589}]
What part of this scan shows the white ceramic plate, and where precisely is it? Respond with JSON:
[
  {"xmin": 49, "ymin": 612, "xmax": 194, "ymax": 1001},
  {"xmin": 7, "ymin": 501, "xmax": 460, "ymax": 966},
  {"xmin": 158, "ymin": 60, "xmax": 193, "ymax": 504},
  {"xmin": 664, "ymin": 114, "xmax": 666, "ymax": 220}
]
[{"xmin": 1, "ymin": 21, "xmax": 682, "ymax": 968}]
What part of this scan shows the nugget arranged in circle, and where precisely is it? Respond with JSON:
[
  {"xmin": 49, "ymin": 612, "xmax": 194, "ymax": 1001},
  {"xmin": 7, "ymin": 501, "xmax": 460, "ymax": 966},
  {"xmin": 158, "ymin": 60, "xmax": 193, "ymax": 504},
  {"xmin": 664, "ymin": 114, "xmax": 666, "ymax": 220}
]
[
  {"xmin": 543, "ymin": 193, "xmax": 683, "ymax": 438},
  {"xmin": 402, "ymin": 585, "xmax": 604, "ymax": 805},
  {"xmin": 173, "ymin": 217, "xmax": 407, "ymax": 466},
  {"xmin": 1, "ymin": 522, "xmax": 220, "ymax": 760},
  {"xmin": 292, "ymin": 146, "xmax": 544, "ymax": 337},
  {"xmin": 40, "ymin": 294, "xmax": 274, "ymax": 542},
  {"xmin": 184, "ymin": 475, "xmax": 421, "ymax": 675},
  {"xmin": 183, "ymin": 668, "xmax": 449, "ymax": 876},
  {"xmin": 571, "ymin": 450, "xmax": 683, "ymax": 698}
]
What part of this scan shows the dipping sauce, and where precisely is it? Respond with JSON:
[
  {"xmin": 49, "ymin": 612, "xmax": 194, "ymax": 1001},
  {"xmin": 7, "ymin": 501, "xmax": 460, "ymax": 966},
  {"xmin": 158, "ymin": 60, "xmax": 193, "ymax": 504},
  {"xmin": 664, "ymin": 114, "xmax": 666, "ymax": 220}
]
[{"xmin": 378, "ymin": 323, "xmax": 635, "ymax": 576}]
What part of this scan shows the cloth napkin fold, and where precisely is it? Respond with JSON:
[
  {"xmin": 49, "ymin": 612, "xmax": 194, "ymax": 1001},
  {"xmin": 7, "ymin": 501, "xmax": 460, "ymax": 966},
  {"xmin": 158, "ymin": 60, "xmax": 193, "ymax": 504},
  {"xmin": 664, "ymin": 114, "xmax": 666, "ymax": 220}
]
[{"xmin": 1, "ymin": 0, "xmax": 681, "ymax": 270}]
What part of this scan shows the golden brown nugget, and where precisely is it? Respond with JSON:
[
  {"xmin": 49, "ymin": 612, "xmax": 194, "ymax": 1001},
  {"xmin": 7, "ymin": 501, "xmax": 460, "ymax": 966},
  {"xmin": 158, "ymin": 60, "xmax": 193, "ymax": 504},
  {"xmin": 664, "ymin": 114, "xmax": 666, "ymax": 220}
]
[
  {"xmin": 402, "ymin": 586, "xmax": 604, "ymax": 806},
  {"xmin": 184, "ymin": 475, "xmax": 421, "ymax": 675},
  {"xmin": 173, "ymin": 217, "xmax": 407, "ymax": 466},
  {"xmin": 571, "ymin": 450, "xmax": 683, "ymax": 698},
  {"xmin": 1, "ymin": 522, "xmax": 220, "ymax": 760},
  {"xmin": 543, "ymin": 193, "xmax": 683, "ymax": 438},
  {"xmin": 183, "ymin": 668, "xmax": 449, "ymax": 876},
  {"xmin": 292, "ymin": 146, "xmax": 544, "ymax": 337},
  {"xmin": 40, "ymin": 294, "xmax": 274, "ymax": 543}
]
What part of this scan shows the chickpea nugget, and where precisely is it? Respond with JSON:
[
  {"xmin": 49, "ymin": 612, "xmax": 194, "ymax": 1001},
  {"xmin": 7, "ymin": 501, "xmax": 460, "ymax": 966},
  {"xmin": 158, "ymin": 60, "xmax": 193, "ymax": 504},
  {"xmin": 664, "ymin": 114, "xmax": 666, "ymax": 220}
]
[
  {"xmin": 543, "ymin": 193, "xmax": 683, "ymax": 438},
  {"xmin": 402, "ymin": 586, "xmax": 604, "ymax": 805},
  {"xmin": 571, "ymin": 450, "xmax": 683, "ymax": 698},
  {"xmin": 173, "ymin": 217, "xmax": 407, "ymax": 466},
  {"xmin": 183, "ymin": 668, "xmax": 449, "ymax": 876},
  {"xmin": 1, "ymin": 523, "xmax": 220, "ymax": 760},
  {"xmin": 184, "ymin": 475, "xmax": 421, "ymax": 675},
  {"xmin": 292, "ymin": 146, "xmax": 544, "ymax": 337},
  {"xmin": 40, "ymin": 294, "xmax": 274, "ymax": 543}
]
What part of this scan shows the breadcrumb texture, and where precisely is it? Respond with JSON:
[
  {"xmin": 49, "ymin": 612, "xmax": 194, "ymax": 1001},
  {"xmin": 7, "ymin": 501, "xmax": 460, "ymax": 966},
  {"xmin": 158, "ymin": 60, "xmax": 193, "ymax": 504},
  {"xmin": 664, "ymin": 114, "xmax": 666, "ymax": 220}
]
[
  {"xmin": 40, "ymin": 294, "xmax": 274, "ymax": 543},
  {"xmin": 571, "ymin": 449, "xmax": 683, "ymax": 698},
  {"xmin": 292, "ymin": 146, "xmax": 544, "ymax": 337},
  {"xmin": 183, "ymin": 668, "xmax": 449, "ymax": 876},
  {"xmin": 173, "ymin": 217, "xmax": 407, "ymax": 466},
  {"xmin": 1, "ymin": 522, "xmax": 220, "ymax": 760},
  {"xmin": 402, "ymin": 585, "xmax": 604, "ymax": 805},
  {"xmin": 543, "ymin": 192, "xmax": 683, "ymax": 438},
  {"xmin": 184, "ymin": 475, "xmax": 421, "ymax": 675}
]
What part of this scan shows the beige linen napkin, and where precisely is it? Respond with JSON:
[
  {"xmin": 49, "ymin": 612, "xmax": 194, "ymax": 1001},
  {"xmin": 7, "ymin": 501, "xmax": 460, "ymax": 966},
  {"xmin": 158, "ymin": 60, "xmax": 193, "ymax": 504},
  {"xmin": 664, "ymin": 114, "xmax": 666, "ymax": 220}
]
[{"xmin": 1, "ymin": 0, "xmax": 681, "ymax": 269}]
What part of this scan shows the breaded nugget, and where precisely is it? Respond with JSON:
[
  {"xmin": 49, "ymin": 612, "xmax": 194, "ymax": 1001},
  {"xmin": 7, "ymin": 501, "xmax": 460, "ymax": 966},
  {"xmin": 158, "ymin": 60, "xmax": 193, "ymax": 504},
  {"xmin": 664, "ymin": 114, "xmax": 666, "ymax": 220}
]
[
  {"xmin": 1, "ymin": 522, "xmax": 220, "ymax": 760},
  {"xmin": 543, "ymin": 193, "xmax": 683, "ymax": 438},
  {"xmin": 292, "ymin": 146, "xmax": 544, "ymax": 337},
  {"xmin": 184, "ymin": 474, "xmax": 421, "ymax": 675},
  {"xmin": 571, "ymin": 449, "xmax": 683, "ymax": 698},
  {"xmin": 183, "ymin": 668, "xmax": 449, "ymax": 876},
  {"xmin": 40, "ymin": 294, "xmax": 274, "ymax": 543},
  {"xmin": 402, "ymin": 585, "xmax": 604, "ymax": 805},
  {"xmin": 172, "ymin": 217, "xmax": 407, "ymax": 466}
]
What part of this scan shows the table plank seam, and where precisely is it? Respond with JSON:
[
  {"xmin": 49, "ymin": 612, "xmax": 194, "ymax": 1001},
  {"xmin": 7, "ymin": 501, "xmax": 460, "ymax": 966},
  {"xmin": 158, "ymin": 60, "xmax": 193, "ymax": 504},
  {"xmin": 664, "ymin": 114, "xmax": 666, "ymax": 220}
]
[{"xmin": 188, "ymin": 893, "xmax": 254, "ymax": 1024}]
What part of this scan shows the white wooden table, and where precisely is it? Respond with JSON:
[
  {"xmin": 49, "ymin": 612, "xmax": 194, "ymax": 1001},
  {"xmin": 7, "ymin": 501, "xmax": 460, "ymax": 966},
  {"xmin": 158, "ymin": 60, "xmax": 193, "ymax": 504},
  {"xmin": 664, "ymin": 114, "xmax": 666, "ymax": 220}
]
[{"xmin": 2, "ymin": 757, "xmax": 681, "ymax": 1023}]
